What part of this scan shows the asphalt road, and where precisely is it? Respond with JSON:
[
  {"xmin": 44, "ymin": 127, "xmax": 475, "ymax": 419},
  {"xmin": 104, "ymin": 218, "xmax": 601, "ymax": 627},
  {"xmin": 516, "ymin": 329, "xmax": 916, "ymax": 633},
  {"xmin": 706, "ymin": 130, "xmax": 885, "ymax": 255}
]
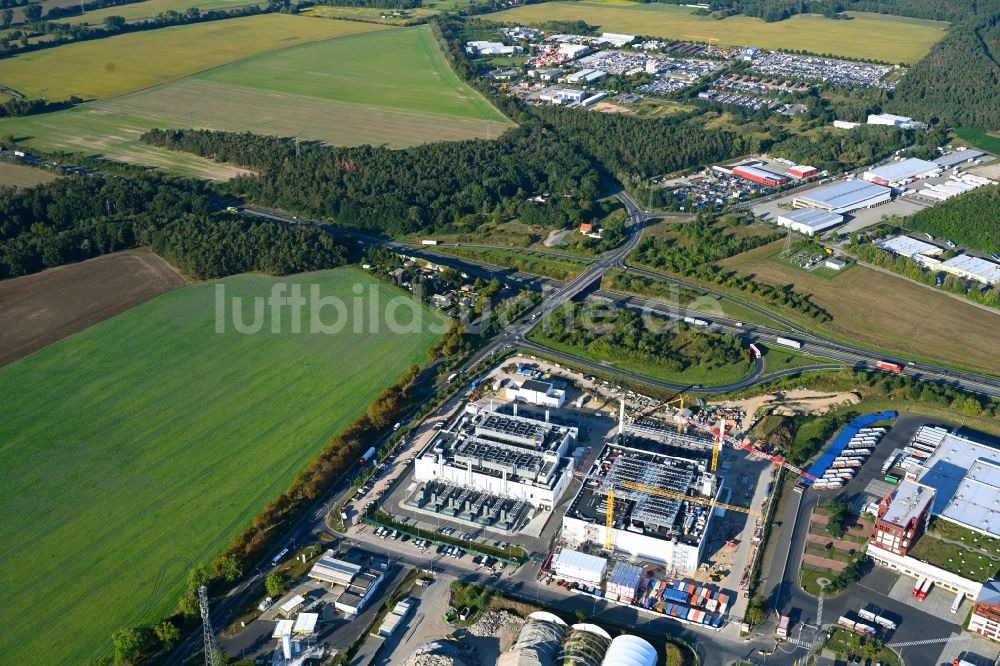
[
  {"xmin": 760, "ymin": 415, "xmax": 971, "ymax": 666},
  {"xmin": 239, "ymin": 202, "xmax": 1000, "ymax": 400}
]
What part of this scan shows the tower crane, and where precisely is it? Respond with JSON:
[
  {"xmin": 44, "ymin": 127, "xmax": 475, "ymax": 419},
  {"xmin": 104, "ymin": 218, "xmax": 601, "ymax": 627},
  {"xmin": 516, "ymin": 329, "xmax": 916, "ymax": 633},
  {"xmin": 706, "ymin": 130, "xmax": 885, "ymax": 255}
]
[
  {"xmin": 711, "ymin": 417, "xmax": 723, "ymax": 473},
  {"xmin": 605, "ymin": 487, "xmax": 614, "ymax": 550},
  {"xmin": 620, "ymin": 480, "xmax": 756, "ymax": 514},
  {"xmin": 666, "ymin": 395, "xmax": 686, "ymax": 432},
  {"xmin": 669, "ymin": 403, "xmax": 817, "ymax": 481}
]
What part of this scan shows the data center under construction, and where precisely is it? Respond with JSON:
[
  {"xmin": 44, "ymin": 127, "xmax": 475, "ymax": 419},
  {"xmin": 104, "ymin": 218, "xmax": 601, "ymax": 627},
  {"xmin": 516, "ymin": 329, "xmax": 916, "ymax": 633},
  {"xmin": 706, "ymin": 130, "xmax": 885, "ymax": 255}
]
[
  {"xmin": 413, "ymin": 403, "xmax": 578, "ymax": 511},
  {"xmin": 561, "ymin": 424, "xmax": 720, "ymax": 576}
]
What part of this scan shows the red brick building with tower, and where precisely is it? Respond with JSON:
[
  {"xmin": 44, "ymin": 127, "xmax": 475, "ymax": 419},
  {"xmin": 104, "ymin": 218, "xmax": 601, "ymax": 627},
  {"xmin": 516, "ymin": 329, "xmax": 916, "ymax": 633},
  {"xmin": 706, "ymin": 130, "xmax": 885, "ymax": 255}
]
[{"xmin": 871, "ymin": 479, "xmax": 935, "ymax": 556}]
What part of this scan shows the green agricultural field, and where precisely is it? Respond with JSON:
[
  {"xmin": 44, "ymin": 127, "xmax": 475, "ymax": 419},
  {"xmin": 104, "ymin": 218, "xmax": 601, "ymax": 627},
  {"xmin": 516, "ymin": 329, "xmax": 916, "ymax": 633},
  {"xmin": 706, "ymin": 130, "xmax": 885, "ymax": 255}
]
[
  {"xmin": 0, "ymin": 26, "xmax": 512, "ymax": 174},
  {"xmin": 0, "ymin": 13, "xmax": 387, "ymax": 100},
  {"xmin": 61, "ymin": 0, "xmax": 264, "ymax": 25},
  {"xmin": 483, "ymin": 2, "xmax": 947, "ymax": 63},
  {"xmin": 0, "ymin": 268, "xmax": 444, "ymax": 665}
]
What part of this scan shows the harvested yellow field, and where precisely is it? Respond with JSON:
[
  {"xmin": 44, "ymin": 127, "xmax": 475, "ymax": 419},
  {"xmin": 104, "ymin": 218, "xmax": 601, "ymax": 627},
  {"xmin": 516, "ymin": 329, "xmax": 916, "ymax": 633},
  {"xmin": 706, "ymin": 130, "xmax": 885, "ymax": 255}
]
[
  {"xmin": 720, "ymin": 241, "xmax": 1000, "ymax": 374},
  {"xmin": 484, "ymin": 3, "xmax": 947, "ymax": 63},
  {"xmin": 0, "ymin": 14, "xmax": 391, "ymax": 100}
]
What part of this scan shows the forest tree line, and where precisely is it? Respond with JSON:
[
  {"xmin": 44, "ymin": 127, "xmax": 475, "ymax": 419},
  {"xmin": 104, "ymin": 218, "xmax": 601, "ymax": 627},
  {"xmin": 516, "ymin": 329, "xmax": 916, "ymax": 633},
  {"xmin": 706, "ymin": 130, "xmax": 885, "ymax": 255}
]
[
  {"xmin": 0, "ymin": 174, "xmax": 348, "ymax": 279},
  {"xmin": 533, "ymin": 302, "xmax": 748, "ymax": 374},
  {"xmin": 894, "ymin": 185, "xmax": 1000, "ymax": 253}
]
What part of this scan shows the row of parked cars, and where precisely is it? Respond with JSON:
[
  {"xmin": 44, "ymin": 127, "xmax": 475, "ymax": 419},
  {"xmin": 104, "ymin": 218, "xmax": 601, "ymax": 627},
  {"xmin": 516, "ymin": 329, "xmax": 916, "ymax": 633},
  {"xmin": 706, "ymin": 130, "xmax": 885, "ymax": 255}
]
[{"xmin": 540, "ymin": 576, "xmax": 603, "ymax": 596}]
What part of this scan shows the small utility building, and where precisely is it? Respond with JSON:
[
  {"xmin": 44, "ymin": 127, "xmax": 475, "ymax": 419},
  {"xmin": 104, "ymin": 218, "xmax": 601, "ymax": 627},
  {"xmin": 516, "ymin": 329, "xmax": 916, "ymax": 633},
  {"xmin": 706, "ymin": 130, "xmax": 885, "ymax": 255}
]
[
  {"xmin": 506, "ymin": 379, "xmax": 566, "ymax": 408},
  {"xmin": 551, "ymin": 548, "xmax": 608, "ymax": 585}
]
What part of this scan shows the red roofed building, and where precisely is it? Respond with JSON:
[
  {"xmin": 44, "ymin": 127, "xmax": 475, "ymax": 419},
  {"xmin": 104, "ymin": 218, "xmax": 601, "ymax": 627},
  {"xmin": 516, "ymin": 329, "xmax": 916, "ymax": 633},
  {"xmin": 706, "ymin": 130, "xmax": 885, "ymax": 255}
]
[{"xmin": 788, "ymin": 165, "xmax": 817, "ymax": 179}]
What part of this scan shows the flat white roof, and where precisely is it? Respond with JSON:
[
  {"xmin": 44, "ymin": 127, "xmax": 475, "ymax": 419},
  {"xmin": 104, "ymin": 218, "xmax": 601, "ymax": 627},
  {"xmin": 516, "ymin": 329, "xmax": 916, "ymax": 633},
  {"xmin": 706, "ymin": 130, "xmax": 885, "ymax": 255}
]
[
  {"xmin": 865, "ymin": 158, "xmax": 939, "ymax": 182},
  {"xmin": 881, "ymin": 479, "xmax": 934, "ymax": 528},
  {"xmin": 878, "ymin": 235, "xmax": 942, "ymax": 257},
  {"xmin": 280, "ymin": 594, "xmax": 306, "ymax": 614},
  {"xmin": 777, "ymin": 207, "xmax": 843, "ymax": 230},
  {"xmin": 918, "ymin": 433, "xmax": 1000, "ymax": 516},
  {"xmin": 941, "ymin": 255, "xmax": 1000, "ymax": 283},
  {"xmin": 796, "ymin": 180, "xmax": 890, "ymax": 210},
  {"xmin": 733, "ymin": 164, "xmax": 786, "ymax": 181},
  {"xmin": 941, "ymin": 459, "xmax": 1000, "ymax": 537},
  {"xmin": 293, "ymin": 612, "xmax": 319, "ymax": 634},
  {"xmin": 935, "ymin": 150, "xmax": 984, "ymax": 167},
  {"xmin": 870, "ymin": 113, "xmax": 913, "ymax": 123},
  {"xmin": 309, "ymin": 551, "xmax": 362, "ymax": 584},
  {"xmin": 273, "ymin": 619, "xmax": 294, "ymax": 638},
  {"xmin": 552, "ymin": 548, "xmax": 607, "ymax": 577}
]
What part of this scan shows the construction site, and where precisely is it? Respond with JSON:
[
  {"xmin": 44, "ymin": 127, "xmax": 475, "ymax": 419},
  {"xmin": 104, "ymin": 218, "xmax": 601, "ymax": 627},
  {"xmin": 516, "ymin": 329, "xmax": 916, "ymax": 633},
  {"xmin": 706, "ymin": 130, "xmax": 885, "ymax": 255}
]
[{"xmin": 546, "ymin": 393, "xmax": 817, "ymax": 624}]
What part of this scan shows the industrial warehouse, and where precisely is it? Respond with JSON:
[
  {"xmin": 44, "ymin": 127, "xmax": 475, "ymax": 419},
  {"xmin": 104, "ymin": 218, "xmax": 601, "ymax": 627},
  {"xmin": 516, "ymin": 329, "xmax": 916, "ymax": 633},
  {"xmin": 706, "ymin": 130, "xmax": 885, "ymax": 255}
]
[
  {"xmin": 412, "ymin": 403, "xmax": 578, "ymax": 512},
  {"xmin": 306, "ymin": 550, "xmax": 384, "ymax": 616},
  {"xmin": 877, "ymin": 235, "xmax": 1000, "ymax": 285},
  {"xmin": 862, "ymin": 158, "xmax": 941, "ymax": 187},
  {"xmin": 560, "ymin": 419, "xmax": 719, "ymax": 576},
  {"xmin": 774, "ymin": 208, "xmax": 844, "ymax": 236},
  {"xmin": 867, "ymin": 427, "xmax": 1000, "ymax": 600},
  {"xmin": 792, "ymin": 179, "xmax": 891, "ymax": 214}
]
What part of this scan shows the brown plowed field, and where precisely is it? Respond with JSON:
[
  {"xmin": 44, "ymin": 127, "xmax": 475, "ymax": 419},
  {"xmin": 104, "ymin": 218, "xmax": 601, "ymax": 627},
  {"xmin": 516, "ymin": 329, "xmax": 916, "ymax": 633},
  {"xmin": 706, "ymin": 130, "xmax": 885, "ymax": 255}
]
[{"xmin": 0, "ymin": 250, "xmax": 185, "ymax": 365}]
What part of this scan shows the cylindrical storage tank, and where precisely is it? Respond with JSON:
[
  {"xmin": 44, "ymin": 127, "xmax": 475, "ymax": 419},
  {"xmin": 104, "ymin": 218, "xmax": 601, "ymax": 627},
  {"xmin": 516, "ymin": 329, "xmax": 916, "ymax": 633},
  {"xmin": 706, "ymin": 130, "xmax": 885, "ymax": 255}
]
[{"xmin": 601, "ymin": 635, "xmax": 657, "ymax": 666}]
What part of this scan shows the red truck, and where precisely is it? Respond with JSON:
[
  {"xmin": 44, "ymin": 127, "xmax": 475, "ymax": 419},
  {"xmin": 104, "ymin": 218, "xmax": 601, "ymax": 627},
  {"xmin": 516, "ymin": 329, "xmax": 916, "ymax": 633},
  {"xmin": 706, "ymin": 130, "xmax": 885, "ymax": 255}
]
[
  {"xmin": 917, "ymin": 577, "xmax": 933, "ymax": 601},
  {"xmin": 876, "ymin": 360, "xmax": 904, "ymax": 373}
]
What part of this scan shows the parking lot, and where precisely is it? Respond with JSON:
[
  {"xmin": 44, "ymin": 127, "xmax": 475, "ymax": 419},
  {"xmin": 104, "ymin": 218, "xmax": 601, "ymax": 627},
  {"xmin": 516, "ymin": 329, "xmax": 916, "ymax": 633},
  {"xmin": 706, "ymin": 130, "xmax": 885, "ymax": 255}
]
[
  {"xmin": 573, "ymin": 49, "xmax": 723, "ymax": 96},
  {"xmin": 750, "ymin": 52, "xmax": 897, "ymax": 88}
]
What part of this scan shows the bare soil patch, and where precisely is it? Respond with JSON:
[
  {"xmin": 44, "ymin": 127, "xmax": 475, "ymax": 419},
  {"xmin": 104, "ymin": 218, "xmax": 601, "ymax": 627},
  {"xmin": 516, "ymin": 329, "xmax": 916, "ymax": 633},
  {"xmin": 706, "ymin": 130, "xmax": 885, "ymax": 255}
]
[{"xmin": 0, "ymin": 250, "xmax": 185, "ymax": 365}]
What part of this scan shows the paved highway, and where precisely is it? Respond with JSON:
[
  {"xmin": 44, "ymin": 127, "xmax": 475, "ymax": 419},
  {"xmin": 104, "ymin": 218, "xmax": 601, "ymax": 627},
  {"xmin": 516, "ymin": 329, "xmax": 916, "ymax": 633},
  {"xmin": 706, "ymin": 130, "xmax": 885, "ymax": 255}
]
[{"xmin": 239, "ymin": 201, "xmax": 1000, "ymax": 399}]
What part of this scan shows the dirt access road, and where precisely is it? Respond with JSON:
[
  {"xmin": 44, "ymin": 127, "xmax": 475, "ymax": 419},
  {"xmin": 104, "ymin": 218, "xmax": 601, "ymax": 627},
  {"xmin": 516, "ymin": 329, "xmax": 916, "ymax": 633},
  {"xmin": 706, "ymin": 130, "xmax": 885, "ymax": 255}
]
[{"xmin": 0, "ymin": 249, "xmax": 186, "ymax": 366}]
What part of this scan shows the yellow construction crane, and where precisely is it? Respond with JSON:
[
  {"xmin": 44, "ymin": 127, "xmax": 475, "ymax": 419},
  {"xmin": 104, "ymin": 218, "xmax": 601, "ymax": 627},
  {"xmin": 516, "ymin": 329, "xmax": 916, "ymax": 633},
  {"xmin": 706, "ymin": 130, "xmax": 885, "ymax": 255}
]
[
  {"xmin": 711, "ymin": 417, "xmax": 724, "ymax": 473},
  {"xmin": 619, "ymin": 480, "xmax": 756, "ymax": 515},
  {"xmin": 687, "ymin": 35, "xmax": 720, "ymax": 53},
  {"xmin": 666, "ymin": 395, "xmax": 686, "ymax": 432},
  {"xmin": 605, "ymin": 487, "xmax": 614, "ymax": 550},
  {"xmin": 602, "ymin": 478, "xmax": 754, "ymax": 552}
]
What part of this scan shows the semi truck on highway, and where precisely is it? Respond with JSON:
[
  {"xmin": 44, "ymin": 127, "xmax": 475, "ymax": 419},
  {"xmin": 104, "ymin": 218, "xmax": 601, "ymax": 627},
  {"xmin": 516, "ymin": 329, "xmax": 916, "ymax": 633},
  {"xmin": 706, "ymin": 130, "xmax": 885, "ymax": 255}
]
[
  {"xmin": 748, "ymin": 344, "xmax": 761, "ymax": 359},
  {"xmin": 359, "ymin": 446, "xmax": 377, "ymax": 466},
  {"xmin": 420, "ymin": 240, "xmax": 439, "ymax": 245},
  {"xmin": 876, "ymin": 360, "xmax": 904, "ymax": 373},
  {"xmin": 775, "ymin": 337, "xmax": 802, "ymax": 350}
]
